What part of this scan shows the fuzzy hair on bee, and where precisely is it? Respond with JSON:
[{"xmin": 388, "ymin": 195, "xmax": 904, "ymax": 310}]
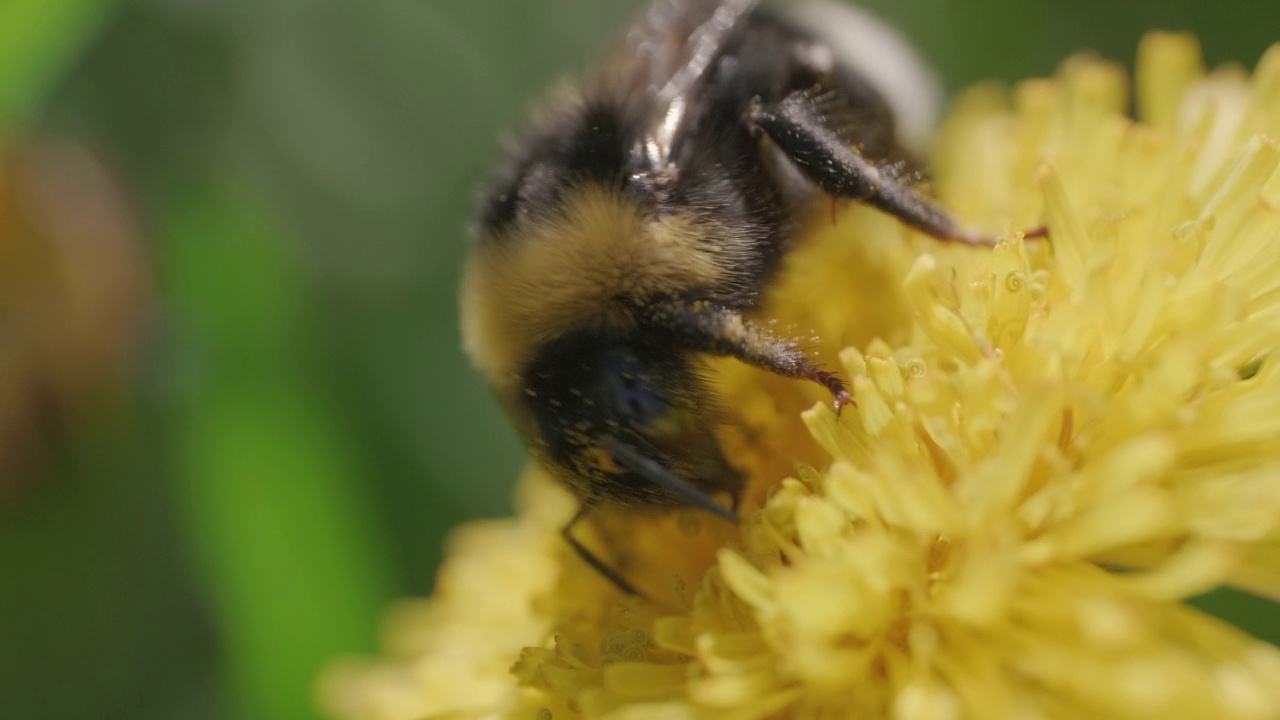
[{"xmin": 460, "ymin": 0, "xmax": 1032, "ymax": 595}]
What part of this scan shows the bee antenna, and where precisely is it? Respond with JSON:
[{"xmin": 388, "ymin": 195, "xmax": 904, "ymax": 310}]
[{"xmin": 600, "ymin": 436, "xmax": 739, "ymax": 523}]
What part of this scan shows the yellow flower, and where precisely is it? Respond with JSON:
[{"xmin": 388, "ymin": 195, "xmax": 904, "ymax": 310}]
[{"xmin": 321, "ymin": 33, "xmax": 1280, "ymax": 720}]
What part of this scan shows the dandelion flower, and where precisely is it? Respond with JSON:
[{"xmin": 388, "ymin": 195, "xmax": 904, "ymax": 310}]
[{"xmin": 322, "ymin": 33, "xmax": 1280, "ymax": 720}]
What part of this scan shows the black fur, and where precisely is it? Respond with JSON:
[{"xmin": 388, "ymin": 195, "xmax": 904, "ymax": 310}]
[
  {"xmin": 522, "ymin": 330, "xmax": 743, "ymax": 508},
  {"xmin": 476, "ymin": 7, "xmax": 901, "ymax": 311}
]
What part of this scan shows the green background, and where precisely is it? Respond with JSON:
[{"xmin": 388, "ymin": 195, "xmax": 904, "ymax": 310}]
[{"xmin": 0, "ymin": 1, "xmax": 1276, "ymax": 718}]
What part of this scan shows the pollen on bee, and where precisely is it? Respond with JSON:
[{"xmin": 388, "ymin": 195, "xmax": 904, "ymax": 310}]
[{"xmin": 585, "ymin": 446, "xmax": 622, "ymax": 474}]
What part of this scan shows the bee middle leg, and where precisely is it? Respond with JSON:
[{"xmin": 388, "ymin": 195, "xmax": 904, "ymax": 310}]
[{"xmin": 746, "ymin": 90, "xmax": 995, "ymax": 247}]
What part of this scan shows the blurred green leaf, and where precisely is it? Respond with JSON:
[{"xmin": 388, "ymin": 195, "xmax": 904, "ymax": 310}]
[
  {"xmin": 1191, "ymin": 588, "xmax": 1280, "ymax": 648},
  {"xmin": 0, "ymin": 0, "xmax": 118, "ymax": 124},
  {"xmin": 164, "ymin": 181, "xmax": 395, "ymax": 720}
]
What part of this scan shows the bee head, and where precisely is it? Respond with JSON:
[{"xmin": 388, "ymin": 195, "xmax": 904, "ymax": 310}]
[{"xmin": 522, "ymin": 333, "xmax": 742, "ymax": 517}]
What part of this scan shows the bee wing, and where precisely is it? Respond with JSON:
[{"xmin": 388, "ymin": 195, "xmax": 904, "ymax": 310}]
[
  {"xmin": 605, "ymin": 0, "xmax": 754, "ymax": 95},
  {"xmin": 603, "ymin": 0, "xmax": 757, "ymax": 169},
  {"xmin": 783, "ymin": 0, "xmax": 942, "ymax": 156}
]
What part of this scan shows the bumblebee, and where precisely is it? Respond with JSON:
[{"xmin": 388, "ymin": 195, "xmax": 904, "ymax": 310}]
[{"xmin": 461, "ymin": 0, "xmax": 1020, "ymax": 593}]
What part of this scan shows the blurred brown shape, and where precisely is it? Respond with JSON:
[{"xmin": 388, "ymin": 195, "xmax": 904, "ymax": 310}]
[{"xmin": 0, "ymin": 139, "xmax": 151, "ymax": 496}]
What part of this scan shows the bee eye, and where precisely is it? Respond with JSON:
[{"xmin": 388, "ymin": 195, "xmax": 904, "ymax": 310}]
[
  {"xmin": 600, "ymin": 348, "xmax": 671, "ymax": 427},
  {"xmin": 616, "ymin": 377, "xmax": 669, "ymax": 425}
]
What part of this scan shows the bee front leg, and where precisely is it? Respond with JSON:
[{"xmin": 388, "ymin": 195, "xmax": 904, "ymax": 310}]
[
  {"xmin": 644, "ymin": 299, "xmax": 853, "ymax": 412},
  {"xmin": 746, "ymin": 91, "xmax": 997, "ymax": 247},
  {"xmin": 562, "ymin": 502, "xmax": 646, "ymax": 598}
]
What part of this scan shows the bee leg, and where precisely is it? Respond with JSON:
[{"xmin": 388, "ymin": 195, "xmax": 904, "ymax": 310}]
[
  {"xmin": 601, "ymin": 436, "xmax": 739, "ymax": 523},
  {"xmin": 746, "ymin": 91, "xmax": 996, "ymax": 246},
  {"xmin": 645, "ymin": 299, "xmax": 853, "ymax": 413},
  {"xmin": 562, "ymin": 502, "xmax": 647, "ymax": 598}
]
